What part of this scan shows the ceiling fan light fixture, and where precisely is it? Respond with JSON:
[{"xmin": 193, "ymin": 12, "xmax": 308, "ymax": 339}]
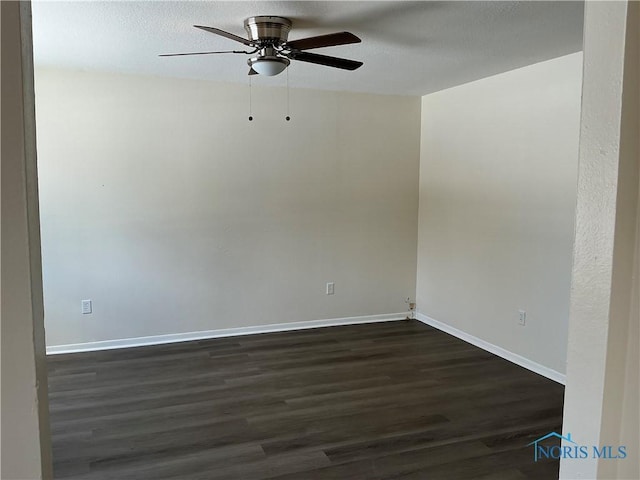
[{"xmin": 248, "ymin": 56, "xmax": 290, "ymax": 76}]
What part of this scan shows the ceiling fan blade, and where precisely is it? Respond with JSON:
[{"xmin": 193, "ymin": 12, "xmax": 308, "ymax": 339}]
[
  {"xmin": 194, "ymin": 25, "xmax": 253, "ymax": 46},
  {"xmin": 287, "ymin": 51, "xmax": 363, "ymax": 71},
  {"xmin": 285, "ymin": 32, "xmax": 361, "ymax": 51},
  {"xmin": 248, "ymin": 67, "xmax": 258, "ymax": 75},
  {"xmin": 159, "ymin": 50, "xmax": 249, "ymax": 57}
]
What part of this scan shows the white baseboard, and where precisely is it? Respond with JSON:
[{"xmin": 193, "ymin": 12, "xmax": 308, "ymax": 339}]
[
  {"xmin": 46, "ymin": 312, "xmax": 409, "ymax": 355},
  {"xmin": 415, "ymin": 312, "xmax": 566, "ymax": 385}
]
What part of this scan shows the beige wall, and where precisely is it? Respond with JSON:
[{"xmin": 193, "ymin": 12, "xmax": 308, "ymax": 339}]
[
  {"xmin": 618, "ymin": 176, "xmax": 639, "ymax": 479},
  {"xmin": 617, "ymin": 158, "xmax": 639, "ymax": 479},
  {"xmin": 416, "ymin": 53, "xmax": 583, "ymax": 376},
  {"xmin": 604, "ymin": 3, "xmax": 639, "ymax": 478},
  {"xmin": 561, "ymin": 2, "xmax": 639, "ymax": 479},
  {"xmin": 1, "ymin": 2, "xmax": 52, "ymax": 478},
  {"xmin": 560, "ymin": 2, "xmax": 640, "ymax": 479},
  {"xmin": 35, "ymin": 68, "xmax": 421, "ymax": 347}
]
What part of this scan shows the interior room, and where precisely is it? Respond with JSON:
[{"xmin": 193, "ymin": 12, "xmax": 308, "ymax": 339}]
[{"xmin": 1, "ymin": 1, "xmax": 638, "ymax": 480}]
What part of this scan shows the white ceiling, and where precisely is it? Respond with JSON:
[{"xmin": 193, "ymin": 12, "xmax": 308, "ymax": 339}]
[{"xmin": 31, "ymin": 1, "xmax": 584, "ymax": 96}]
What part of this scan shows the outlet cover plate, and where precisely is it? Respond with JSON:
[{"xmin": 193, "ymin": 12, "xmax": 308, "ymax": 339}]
[
  {"xmin": 82, "ymin": 300, "xmax": 92, "ymax": 314},
  {"xmin": 518, "ymin": 310, "xmax": 526, "ymax": 326}
]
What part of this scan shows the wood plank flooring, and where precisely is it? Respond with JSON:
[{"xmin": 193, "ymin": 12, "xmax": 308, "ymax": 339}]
[{"xmin": 47, "ymin": 320, "xmax": 564, "ymax": 479}]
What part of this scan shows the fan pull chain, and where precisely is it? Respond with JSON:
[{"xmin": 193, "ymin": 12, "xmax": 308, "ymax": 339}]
[
  {"xmin": 285, "ymin": 68, "xmax": 291, "ymax": 121},
  {"xmin": 248, "ymin": 75, "xmax": 253, "ymax": 121}
]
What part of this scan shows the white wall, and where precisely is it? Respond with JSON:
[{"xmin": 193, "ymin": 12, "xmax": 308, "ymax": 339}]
[
  {"xmin": 603, "ymin": 3, "xmax": 639, "ymax": 478},
  {"xmin": 561, "ymin": 2, "xmax": 639, "ymax": 478},
  {"xmin": 35, "ymin": 68, "xmax": 421, "ymax": 347},
  {"xmin": 1, "ymin": 2, "xmax": 52, "ymax": 478},
  {"xmin": 416, "ymin": 53, "xmax": 583, "ymax": 376}
]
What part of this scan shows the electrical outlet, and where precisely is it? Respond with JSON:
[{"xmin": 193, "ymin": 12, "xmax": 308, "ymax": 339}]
[
  {"xmin": 518, "ymin": 310, "xmax": 526, "ymax": 326},
  {"xmin": 405, "ymin": 298, "xmax": 416, "ymax": 319},
  {"xmin": 405, "ymin": 298, "xmax": 416, "ymax": 310},
  {"xmin": 82, "ymin": 299, "xmax": 92, "ymax": 315},
  {"xmin": 326, "ymin": 282, "xmax": 335, "ymax": 295}
]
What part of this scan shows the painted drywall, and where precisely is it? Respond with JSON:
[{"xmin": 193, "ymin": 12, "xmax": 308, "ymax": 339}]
[
  {"xmin": 1, "ymin": 2, "xmax": 53, "ymax": 478},
  {"xmin": 616, "ymin": 159, "xmax": 639, "ymax": 480},
  {"xmin": 416, "ymin": 53, "xmax": 583, "ymax": 375},
  {"xmin": 35, "ymin": 68, "xmax": 421, "ymax": 346},
  {"xmin": 561, "ymin": 2, "xmax": 639, "ymax": 479},
  {"xmin": 618, "ymin": 178, "xmax": 640, "ymax": 480},
  {"xmin": 602, "ymin": 3, "xmax": 639, "ymax": 478}
]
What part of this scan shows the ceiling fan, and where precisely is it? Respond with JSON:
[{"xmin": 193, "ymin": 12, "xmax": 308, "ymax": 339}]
[{"xmin": 160, "ymin": 16, "xmax": 363, "ymax": 76}]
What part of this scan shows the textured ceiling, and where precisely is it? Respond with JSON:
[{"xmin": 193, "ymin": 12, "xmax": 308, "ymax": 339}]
[{"xmin": 32, "ymin": 1, "xmax": 584, "ymax": 96}]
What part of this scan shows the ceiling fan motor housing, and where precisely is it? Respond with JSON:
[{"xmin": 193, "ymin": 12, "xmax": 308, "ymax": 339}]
[{"xmin": 244, "ymin": 16, "xmax": 292, "ymax": 45}]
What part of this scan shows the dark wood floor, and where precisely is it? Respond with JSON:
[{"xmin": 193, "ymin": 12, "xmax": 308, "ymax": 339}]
[{"xmin": 47, "ymin": 320, "xmax": 564, "ymax": 479}]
